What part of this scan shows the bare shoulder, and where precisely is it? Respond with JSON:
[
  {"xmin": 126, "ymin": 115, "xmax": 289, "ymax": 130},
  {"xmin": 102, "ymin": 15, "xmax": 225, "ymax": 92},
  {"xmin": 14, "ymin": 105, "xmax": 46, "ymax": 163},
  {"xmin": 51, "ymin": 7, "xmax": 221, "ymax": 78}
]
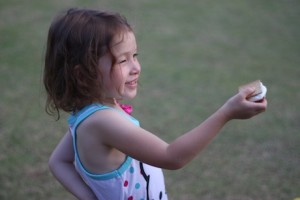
[
  {"xmin": 76, "ymin": 109, "xmax": 131, "ymax": 173},
  {"xmin": 76, "ymin": 108, "xmax": 135, "ymax": 139}
]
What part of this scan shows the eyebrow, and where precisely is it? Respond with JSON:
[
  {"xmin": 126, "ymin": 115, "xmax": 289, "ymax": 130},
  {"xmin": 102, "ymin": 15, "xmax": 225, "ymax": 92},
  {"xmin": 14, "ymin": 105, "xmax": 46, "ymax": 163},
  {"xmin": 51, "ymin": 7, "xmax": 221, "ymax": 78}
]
[{"xmin": 114, "ymin": 47, "xmax": 138, "ymax": 58}]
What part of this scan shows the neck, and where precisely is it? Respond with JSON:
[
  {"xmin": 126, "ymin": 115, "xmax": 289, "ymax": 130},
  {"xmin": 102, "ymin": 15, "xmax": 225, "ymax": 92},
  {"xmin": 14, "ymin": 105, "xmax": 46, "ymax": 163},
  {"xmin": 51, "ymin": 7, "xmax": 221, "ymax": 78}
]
[
  {"xmin": 100, "ymin": 98, "xmax": 133, "ymax": 115},
  {"xmin": 102, "ymin": 98, "xmax": 122, "ymax": 108}
]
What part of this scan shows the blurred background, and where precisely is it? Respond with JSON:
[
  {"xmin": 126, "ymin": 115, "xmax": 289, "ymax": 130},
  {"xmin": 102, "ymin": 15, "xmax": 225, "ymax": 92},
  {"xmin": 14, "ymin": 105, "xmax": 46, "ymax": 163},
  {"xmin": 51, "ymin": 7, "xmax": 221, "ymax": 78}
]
[{"xmin": 0, "ymin": 0, "xmax": 299, "ymax": 199}]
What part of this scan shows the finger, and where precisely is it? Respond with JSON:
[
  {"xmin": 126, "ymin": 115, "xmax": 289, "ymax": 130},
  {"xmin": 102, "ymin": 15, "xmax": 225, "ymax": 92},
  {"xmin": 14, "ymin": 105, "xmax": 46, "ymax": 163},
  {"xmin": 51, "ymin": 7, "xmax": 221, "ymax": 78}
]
[
  {"xmin": 251, "ymin": 98, "xmax": 268, "ymax": 112},
  {"xmin": 239, "ymin": 87, "xmax": 256, "ymax": 99}
]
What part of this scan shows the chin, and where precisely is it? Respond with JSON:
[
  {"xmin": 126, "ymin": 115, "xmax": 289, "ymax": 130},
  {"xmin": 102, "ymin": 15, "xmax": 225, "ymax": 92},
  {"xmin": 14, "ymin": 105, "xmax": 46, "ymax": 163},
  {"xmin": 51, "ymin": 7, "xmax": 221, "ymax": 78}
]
[{"xmin": 122, "ymin": 91, "xmax": 137, "ymax": 100}]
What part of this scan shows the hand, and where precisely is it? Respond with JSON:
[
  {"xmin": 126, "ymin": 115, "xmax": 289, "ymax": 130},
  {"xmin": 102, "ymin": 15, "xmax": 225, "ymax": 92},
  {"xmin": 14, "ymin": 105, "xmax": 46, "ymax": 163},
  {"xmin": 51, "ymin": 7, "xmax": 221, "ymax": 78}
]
[{"xmin": 220, "ymin": 87, "xmax": 267, "ymax": 120}]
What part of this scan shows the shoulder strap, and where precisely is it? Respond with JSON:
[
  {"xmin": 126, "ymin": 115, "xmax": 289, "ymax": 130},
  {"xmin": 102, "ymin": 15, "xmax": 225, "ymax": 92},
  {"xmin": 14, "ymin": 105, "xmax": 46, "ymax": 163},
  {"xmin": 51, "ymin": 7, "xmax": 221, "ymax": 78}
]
[
  {"xmin": 68, "ymin": 103, "xmax": 139, "ymax": 131},
  {"xmin": 68, "ymin": 104, "xmax": 110, "ymax": 132},
  {"xmin": 67, "ymin": 104, "xmax": 110, "ymax": 176}
]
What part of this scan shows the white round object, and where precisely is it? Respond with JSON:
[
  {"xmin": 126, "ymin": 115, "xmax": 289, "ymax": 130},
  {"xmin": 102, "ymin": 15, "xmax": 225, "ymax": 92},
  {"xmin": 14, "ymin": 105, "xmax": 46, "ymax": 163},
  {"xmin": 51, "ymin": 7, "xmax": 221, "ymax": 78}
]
[{"xmin": 248, "ymin": 83, "xmax": 267, "ymax": 102}]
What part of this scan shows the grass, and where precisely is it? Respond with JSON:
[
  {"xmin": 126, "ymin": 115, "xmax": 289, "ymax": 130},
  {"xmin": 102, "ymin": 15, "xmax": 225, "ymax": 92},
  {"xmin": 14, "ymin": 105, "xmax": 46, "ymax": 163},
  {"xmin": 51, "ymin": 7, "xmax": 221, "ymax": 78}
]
[{"xmin": 0, "ymin": 0, "xmax": 299, "ymax": 199}]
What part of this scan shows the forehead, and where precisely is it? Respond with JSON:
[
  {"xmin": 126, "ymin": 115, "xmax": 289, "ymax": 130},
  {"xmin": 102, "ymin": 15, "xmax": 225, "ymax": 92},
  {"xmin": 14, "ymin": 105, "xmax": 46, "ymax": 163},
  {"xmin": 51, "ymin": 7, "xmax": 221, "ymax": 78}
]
[{"xmin": 110, "ymin": 31, "xmax": 137, "ymax": 57}]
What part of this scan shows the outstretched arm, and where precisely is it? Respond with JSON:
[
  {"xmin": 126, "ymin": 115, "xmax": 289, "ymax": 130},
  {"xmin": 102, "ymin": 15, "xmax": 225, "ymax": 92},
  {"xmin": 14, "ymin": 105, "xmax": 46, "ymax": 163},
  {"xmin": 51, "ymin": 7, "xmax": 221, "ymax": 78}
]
[
  {"xmin": 48, "ymin": 131, "xmax": 97, "ymax": 200},
  {"xmin": 94, "ymin": 87, "xmax": 267, "ymax": 170},
  {"xmin": 165, "ymin": 87, "xmax": 267, "ymax": 168}
]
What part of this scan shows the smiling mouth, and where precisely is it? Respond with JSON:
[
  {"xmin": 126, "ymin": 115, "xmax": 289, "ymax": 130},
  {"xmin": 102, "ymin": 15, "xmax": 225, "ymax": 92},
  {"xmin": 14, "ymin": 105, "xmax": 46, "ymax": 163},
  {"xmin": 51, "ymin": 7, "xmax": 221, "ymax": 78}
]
[{"xmin": 126, "ymin": 79, "xmax": 138, "ymax": 86}]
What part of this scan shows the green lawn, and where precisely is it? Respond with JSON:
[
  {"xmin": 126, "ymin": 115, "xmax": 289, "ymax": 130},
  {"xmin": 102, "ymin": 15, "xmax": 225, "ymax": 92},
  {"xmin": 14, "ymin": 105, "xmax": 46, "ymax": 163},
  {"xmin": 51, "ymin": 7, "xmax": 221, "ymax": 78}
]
[{"xmin": 0, "ymin": 0, "xmax": 299, "ymax": 199}]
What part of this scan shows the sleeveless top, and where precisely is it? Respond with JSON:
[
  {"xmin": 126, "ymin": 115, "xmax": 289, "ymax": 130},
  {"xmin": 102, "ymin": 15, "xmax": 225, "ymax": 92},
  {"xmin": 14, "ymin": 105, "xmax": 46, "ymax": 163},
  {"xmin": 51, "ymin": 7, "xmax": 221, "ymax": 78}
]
[{"xmin": 68, "ymin": 103, "xmax": 168, "ymax": 200}]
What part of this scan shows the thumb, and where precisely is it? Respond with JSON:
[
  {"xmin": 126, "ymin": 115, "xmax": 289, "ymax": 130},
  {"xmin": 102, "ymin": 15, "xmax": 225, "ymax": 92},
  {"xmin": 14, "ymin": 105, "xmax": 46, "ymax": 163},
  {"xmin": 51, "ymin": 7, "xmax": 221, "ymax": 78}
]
[{"xmin": 239, "ymin": 87, "xmax": 256, "ymax": 98}]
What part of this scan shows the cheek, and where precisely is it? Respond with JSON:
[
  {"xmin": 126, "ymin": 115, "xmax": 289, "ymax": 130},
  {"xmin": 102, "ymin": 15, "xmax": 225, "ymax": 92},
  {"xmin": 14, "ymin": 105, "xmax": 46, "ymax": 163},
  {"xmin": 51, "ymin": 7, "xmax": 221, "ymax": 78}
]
[{"xmin": 112, "ymin": 67, "xmax": 125, "ymax": 84}]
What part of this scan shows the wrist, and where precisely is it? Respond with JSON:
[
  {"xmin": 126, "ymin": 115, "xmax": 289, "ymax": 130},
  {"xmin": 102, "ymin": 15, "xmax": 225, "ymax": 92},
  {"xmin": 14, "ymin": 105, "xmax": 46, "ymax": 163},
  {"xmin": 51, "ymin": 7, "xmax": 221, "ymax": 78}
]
[{"xmin": 216, "ymin": 104, "xmax": 233, "ymax": 123}]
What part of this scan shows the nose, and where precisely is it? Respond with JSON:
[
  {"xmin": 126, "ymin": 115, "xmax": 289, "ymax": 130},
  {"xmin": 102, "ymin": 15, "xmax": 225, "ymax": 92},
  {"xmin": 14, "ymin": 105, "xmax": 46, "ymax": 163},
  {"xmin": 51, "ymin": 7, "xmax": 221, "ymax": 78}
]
[{"xmin": 131, "ymin": 59, "xmax": 141, "ymax": 75}]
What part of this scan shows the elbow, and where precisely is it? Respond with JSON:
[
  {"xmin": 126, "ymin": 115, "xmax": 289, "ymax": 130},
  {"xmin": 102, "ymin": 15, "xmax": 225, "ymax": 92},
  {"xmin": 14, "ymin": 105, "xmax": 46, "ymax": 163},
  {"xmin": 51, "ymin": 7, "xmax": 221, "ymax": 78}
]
[
  {"xmin": 48, "ymin": 151, "xmax": 63, "ymax": 174},
  {"xmin": 166, "ymin": 163, "xmax": 184, "ymax": 170},
  {"xmin": 48, "ymin": 154, "xmax": 56, "ymax": 173},
  {"xmin": 162, "ymin": 157, "xmax": 187, "ymax": 170},
  {"xmin": 170, "ymin": 160, "xmax": 186, "ymax": 170},
  {"xmin": 48, "ymin": 150, "xmax": 74, "ymax": 176},
  {"xmin": 161, "ymin": 146, "xmax": 190, "ymax": 170}
]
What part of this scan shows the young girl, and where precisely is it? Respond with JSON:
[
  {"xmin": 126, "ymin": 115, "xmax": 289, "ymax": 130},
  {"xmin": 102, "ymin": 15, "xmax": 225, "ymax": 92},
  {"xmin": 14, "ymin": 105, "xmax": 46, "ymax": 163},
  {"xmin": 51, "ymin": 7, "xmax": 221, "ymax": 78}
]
[{"xmin": 44, "ymin": 8, "xmax": 267, "ymax": 200}]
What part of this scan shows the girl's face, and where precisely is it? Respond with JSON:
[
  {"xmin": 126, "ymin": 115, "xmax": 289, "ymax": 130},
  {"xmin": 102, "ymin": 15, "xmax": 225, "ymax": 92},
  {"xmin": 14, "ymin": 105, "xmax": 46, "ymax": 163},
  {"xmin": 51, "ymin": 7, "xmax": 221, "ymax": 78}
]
[{"xmin": 98, "ymin": 31, "xmax": 141, "ymax": 102}]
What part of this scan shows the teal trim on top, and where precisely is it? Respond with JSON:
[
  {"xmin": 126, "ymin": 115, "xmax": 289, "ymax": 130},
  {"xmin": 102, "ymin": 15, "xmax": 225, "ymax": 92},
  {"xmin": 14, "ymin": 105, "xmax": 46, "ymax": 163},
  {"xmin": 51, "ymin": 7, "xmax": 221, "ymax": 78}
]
[
  {"xmin": 68, "ymin": 103, "xmax": 140, "ymax": 180},
  {"xmin": 76, "ymin": 156, "xmax": 133, "ymax": 180},
  {"xmin": 68, "ymin": 103, "xmax": 140, "ymax": 126}
]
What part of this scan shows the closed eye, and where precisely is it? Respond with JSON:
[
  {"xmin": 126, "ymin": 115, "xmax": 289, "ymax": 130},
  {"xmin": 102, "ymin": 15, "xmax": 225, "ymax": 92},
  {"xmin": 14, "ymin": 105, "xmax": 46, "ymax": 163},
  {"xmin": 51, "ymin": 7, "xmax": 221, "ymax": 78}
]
[
  {"xmin": 119, "ymin": 59, "xmax": 126, "ymax": 64},
  {"xmin": 117, "ymin": 53, "xmax": 138, "ymax": 64}
]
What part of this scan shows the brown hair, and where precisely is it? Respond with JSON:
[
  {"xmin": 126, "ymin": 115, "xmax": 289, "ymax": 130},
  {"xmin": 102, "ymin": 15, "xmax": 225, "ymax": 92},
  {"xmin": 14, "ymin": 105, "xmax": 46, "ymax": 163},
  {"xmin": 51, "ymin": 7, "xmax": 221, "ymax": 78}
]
[{"xmin": 43, "ymin": 8, "xmax": 132, "ymax": 119}]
